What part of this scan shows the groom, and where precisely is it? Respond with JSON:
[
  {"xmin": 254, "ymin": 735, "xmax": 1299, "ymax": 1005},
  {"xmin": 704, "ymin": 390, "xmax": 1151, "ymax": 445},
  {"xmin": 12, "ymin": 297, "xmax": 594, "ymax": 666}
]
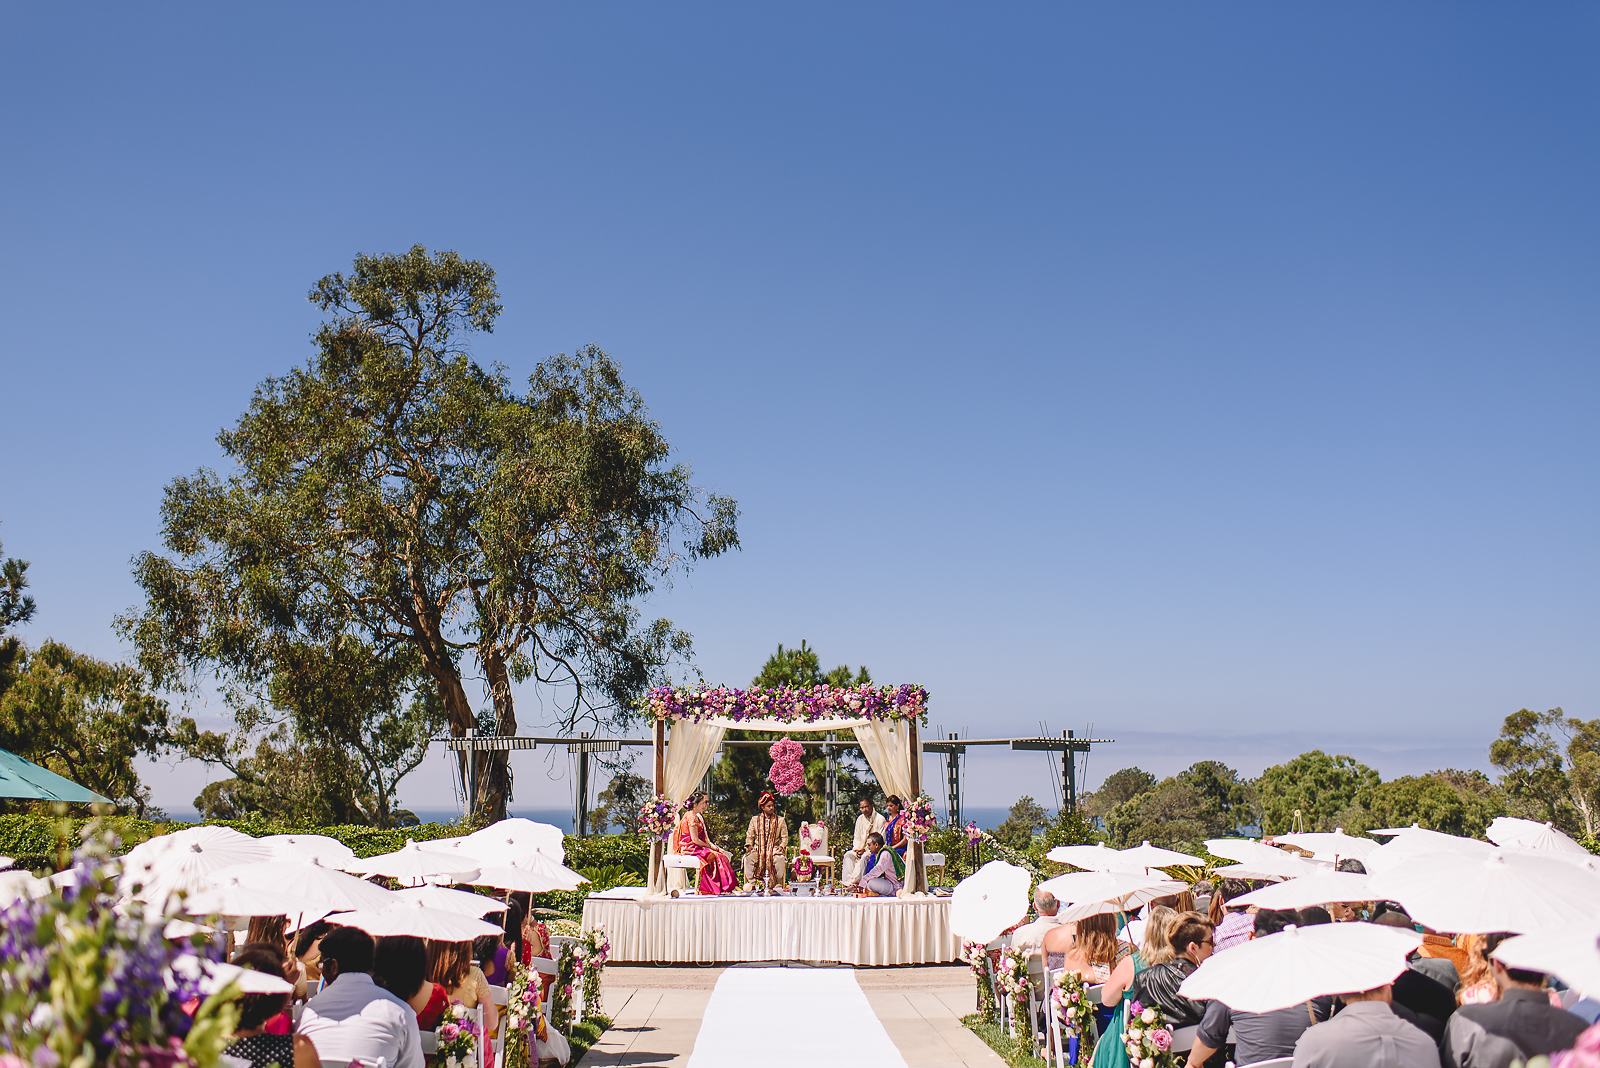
[{"xmin": 840, "ymin": 793, "xmax": 887, "ymax": 887}]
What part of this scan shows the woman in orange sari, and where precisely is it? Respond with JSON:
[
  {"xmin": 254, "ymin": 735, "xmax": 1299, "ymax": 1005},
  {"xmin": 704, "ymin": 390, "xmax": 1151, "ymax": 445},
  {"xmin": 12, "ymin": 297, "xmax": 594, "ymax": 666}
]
[{"xmin": 673, "ymin": 791, "xmax": 737, "ymax": 895}]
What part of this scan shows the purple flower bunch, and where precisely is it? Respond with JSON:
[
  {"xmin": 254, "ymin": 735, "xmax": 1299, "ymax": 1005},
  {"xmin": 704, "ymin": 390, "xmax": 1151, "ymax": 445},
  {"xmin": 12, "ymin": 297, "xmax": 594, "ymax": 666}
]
[
  {"xmin": 0, "ymin": 825, "xmax": 238, "ymax": 1067},
  {"xmin": 904, "ymin": 794, "xmax": 937, "ymax": 842},
  {"xmin": 964, "ymin": 820, "xmax": 983, "ymax": 845},
  {"xmin": 767, "ymin": 737, "xmax": 806, "ymax": 796},
  {"xmin": 645, "ymin": 683, "xmax": 929, "ymax": 725},
  {"xmin": 635, "ymin": 794, "xmax": 678, "ymax": 840}
]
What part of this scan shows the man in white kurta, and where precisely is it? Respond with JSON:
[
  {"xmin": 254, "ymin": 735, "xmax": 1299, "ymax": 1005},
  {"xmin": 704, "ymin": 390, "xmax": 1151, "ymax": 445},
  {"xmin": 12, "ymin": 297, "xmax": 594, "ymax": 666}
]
[{"xmin": 840, "ymin": 795, "xmax": 888, "ymax": 886}]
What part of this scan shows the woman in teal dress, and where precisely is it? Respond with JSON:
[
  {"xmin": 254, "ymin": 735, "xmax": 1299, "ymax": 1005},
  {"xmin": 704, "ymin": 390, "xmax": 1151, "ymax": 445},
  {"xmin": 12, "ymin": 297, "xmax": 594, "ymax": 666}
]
[{"xmin": 1090, "ymin": 905, "xmax": 1175, "ymax": 1068}]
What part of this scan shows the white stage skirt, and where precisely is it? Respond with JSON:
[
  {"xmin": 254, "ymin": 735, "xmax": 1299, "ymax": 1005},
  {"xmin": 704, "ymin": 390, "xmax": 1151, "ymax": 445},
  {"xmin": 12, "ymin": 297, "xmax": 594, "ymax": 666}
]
[{"xmin": 581, "ymin": 887, "xmax": 960, "ymax": 966}]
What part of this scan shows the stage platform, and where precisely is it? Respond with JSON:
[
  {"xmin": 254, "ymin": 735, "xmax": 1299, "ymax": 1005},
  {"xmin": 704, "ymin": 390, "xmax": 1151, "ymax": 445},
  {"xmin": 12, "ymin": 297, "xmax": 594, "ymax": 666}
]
[{"xmin": 581, "ymin": 886, "xmax": 961, "ymax": 967}]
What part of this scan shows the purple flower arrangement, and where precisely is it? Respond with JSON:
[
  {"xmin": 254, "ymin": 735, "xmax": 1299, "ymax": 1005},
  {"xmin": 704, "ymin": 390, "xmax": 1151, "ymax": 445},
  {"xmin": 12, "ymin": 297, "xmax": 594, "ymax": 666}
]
[
  {"xmin": 767, "ymin": 737, "xmax": 806, "ymax": 795},
  {"xmin": 636, "ymin": 794, "xmax": 678, "ymax": 840},
  {"xmin": 0, "ymin": 826, "xmax": 241, "ymax": 1067},
  {"xmin": 645, "ymin": 683, "xmax": 929, "ymax": 725},
  {"xmin": 905, "ymin": 794, "xmax": 937, "ymax": 842}
]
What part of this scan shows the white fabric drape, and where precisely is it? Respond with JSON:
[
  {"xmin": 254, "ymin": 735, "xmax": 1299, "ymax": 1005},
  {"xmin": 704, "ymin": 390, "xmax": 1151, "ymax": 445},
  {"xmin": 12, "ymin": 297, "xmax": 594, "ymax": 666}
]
[
  {"xmin": 665, "ymin": 720, "xmax": 727, "ymax": 804},
  {"xmin": 851, "ymin": 720, "xmax": 916, "ymax": 804},
  {"xmin": 651, "ymin": 719, "xmax": 728, "ymax": 894}
]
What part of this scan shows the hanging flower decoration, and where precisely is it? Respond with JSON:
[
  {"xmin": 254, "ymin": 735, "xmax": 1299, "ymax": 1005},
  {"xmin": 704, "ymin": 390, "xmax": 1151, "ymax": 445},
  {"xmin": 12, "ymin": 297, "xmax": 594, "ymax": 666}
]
[
  {"xmin": 964, "ymin": 820, "xmax": 983, "ymax": 845},
  {"xmin": 995, "ymin": 944, "xmax": 1031, "ymax": 1002},
  {"xmin": 434, "ymin": 1000, "xmax": 482, "ymax": 1068},
  {"xmin": 905, "ymin": 794, "xmax": 938, "ymax": 842},
  {"xmin": 645, "ymin": 683, "xmax": 929, "ymax": 725},
  {"xmin": 1052, "ymin": 969, "xmax": 1097, "ymax": 1065},
  {"xmin": 767, "ymin": 737, "xmax": 806, "ymax": 795},
  {"xmin": 636, "ymin": 794, "xmax": 677, "ymax": 840},
  {"xmin": 1123, "ymin": 1000, "xmax": 1177, "ymax": 1067},
  {"xmin": 502, "ymin": 956, "xmax": 549, "ymax": 1068},
  {"xmin": 961, "ymin": 940, "xmax": 998, "ymax": 1024}
]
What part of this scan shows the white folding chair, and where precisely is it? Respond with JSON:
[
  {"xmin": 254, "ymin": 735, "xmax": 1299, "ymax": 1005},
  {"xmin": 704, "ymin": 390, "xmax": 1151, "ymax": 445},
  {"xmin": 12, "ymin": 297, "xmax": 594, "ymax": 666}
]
[
  {"xmin": 1251, "ymin": 1060, "xmax": 1294, "ymax": 1068},
  {"xmin": 419, "ymin": 1031, "xmax": 438, "ymax": 1055},
  {"xmin": 474, "ymin": 1002, "xmax": 487, "ymax": 1068},
  {"xmin": 1042, "ymin": 966, "xmax": 1066, "ymax": 1068},
  {"xmin": 923, "ymin": 851, "xmax": 946, "ymax": 883},
  {"xmin": 986, "ymin": 934, "xmax": 1013, "ymax": 1035},
  {"xmin": 663, "ymin": 844, "xmax": 702, "ymax": 893},
  {"xmin": 320, "ymin": 1060, "xmax": 385, "ymax": 1068},
  {"xmin": 1024, "ymin": 950, "xmax": 1049, "ymax": 1055},
  {"xmin": 1169, "ymin": 1024, "xmax": 1199, "ymax": 1055}
]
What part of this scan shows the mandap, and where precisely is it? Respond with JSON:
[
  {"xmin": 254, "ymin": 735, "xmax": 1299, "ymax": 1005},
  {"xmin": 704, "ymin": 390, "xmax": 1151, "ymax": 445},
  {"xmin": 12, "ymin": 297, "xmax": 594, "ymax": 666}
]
[{"xmin": 643, "ymin": 683, "xmax": 932, "ymax": 895}]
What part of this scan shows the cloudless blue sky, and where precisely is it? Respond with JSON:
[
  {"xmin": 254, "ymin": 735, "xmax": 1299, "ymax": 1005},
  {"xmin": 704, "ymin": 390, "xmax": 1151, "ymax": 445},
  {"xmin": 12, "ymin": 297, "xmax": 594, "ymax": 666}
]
[{"xmin": 3, "ymin": 4, "xmax": 1597, "ymax": 818}]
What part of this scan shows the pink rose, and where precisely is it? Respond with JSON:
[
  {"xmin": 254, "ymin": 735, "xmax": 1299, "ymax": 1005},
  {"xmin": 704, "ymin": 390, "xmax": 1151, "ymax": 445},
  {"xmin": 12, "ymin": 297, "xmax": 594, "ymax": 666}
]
[{"xmin": 1150, "ymin": 1028, "xmax": 1173, "ymax": 1052}]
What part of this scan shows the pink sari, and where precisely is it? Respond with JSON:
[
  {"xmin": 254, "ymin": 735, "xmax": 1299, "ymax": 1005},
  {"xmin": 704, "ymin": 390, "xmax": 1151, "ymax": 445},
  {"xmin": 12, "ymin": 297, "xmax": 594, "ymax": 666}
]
[{"xmin": 673, "ymin": 812, "xmax": 737, "ymax": 895}]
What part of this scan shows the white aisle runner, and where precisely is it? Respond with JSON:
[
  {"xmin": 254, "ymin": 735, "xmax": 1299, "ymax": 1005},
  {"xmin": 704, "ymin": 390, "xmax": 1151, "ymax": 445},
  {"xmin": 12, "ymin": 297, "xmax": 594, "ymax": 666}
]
[{"xmin": 686, "ymin": 966, "xmax": 909, "ymax": 1068}]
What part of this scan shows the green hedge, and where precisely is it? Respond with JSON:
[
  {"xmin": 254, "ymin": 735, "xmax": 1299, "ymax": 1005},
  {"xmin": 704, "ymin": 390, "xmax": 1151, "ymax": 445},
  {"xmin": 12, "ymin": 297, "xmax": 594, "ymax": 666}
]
[{"xmin": 0, "ymin": 813, "xmax": 650, "ymax": 917}]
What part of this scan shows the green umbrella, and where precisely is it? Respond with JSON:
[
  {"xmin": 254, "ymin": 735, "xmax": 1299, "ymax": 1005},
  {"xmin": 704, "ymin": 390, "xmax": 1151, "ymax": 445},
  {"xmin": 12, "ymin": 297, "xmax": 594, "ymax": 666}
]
[{"xmin": 0, "ymin": 748, "xmax": 112, "ymax": 803}]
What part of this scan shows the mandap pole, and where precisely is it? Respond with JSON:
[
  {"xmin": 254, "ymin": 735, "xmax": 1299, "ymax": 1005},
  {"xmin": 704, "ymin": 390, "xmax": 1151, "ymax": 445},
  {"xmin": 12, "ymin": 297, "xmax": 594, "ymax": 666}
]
[
  {"xmin": 908, "ymin": 719, "xmax": 926, "ymax": 893},
  {"xmin": 649, "ymin": 717, "xmax": 666, "ymax": 893}
]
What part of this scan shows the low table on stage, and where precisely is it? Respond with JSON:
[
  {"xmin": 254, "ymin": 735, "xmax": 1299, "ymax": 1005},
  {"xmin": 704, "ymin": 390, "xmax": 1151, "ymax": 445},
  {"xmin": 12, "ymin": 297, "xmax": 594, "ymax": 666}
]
[{"xmin": 581, "ymin": 886, "xmax": 960, "ymax": 966}]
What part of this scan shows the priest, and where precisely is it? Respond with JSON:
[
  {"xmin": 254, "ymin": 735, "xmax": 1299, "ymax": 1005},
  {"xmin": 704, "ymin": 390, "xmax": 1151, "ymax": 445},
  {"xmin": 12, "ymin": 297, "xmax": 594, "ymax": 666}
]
[{"xmin": 840, "ymin": 793, "xmax": 888, "ymax": 887}]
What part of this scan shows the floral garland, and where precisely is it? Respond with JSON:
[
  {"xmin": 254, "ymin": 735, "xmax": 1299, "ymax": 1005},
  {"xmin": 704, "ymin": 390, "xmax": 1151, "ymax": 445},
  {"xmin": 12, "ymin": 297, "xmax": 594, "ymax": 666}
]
[
  {"xmin": 435, "ymin": 1000, "xmax": 482, "ymax": 1068},
  {"xmin": 0, "ymin": 824, "xmax": 245, "ymax": 1068},
  {"xmin": 791, "ymin": 853, "xmax": 815, "ymax": 881},
  {"xmin": 767, "ymin": 737, "xmax": 806, "ymax": 795},
  {"xmin": 905, "ymin": 794, "xmax": 938, "ymax": 842},
  {"xmin": 551, "ymin": 926, "xmax": 612, "ymax": 1029},
  {"xmin": 961, "ymin": 940, "xmax": 997, "ymax": 1023},
  {"xmin": 1052, "ymin": 970, "xmax": 1097, "ymax": 1065},
  {"xmin": 645, "ymin": 683, "xmax": 929, "ymax": 725},
  {"xmin": 1123, "ymin": 1000, "xmax": 1177, "ymax": 1067},
  {"xmin": 995, "ymin": 944, "xmax": 1031, "ymax": 1003},
  {"xmin": 502, "ymin": 956, "xmax": 548, "ymax": 1067},
  {"xmin": 636, "ymin": 793, "xmax": 677, "ymax": 840}
]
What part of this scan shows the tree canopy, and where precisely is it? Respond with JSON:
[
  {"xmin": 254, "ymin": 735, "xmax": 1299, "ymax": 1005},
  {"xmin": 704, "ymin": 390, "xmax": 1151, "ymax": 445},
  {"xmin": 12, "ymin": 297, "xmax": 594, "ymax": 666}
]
[
  {"xmin": 1255, "ymin": 750, "xmax": 1380, "ymax": 835},
  {"xmin": 1491, "ymin": 708, "xmax": 1599, "ymax": 841},
  {"xmin": 122, "ymin": 247, "xmax": 738, "ymax": 820}
]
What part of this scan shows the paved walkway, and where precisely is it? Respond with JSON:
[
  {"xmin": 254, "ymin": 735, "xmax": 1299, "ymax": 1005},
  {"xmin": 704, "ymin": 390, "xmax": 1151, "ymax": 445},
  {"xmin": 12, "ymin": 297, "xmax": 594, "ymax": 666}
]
[{"xmin": 583, "ymin": 963, "xmax": 1006, "ymax": 1068}]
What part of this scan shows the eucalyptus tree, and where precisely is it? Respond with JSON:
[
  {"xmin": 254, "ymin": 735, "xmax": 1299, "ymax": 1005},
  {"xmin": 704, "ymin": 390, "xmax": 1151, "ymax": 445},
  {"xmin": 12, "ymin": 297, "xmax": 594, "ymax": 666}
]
[{"xmin": 124, "ymin": 246, "xmax": 738, "ymax": 820}]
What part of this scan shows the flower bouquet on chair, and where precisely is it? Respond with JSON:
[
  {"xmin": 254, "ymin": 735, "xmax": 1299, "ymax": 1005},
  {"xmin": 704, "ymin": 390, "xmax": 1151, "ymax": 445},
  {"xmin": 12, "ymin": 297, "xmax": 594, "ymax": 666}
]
[
  {"xmin": 435, "ymin": 1000, "xmax": 482, "ymax": 1068},
  {"xmin": 1122, "ymin": 1000, "xmax": 1177, "ymax": 1067},
  {"xmin": 1052, "ymin": 970, "xmax": 1097, "ymax": 1065}
]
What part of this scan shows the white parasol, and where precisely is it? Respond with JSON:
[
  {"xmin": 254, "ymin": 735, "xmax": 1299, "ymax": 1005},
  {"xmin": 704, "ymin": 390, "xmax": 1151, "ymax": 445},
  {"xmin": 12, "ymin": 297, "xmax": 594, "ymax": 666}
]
[
  {"xmin": 1205, "ymin": 839, "xmax": 1321, "ymax": 880},
  {"xmin": 1484, "ymin": 817, "xmax": 1589, "ymax": 857},
  {"xmin": 168, "ymin": 954, "xmax": 295, "ymax": 996},
  {"xmin": 1362, "ymin": 827, "xmax": 1493, "ymax": 875},
  {"xmin": 393, "ymin": 885, "xmax": 510, "ymax": 917},
  {"xmin": 342, "ymin": 840, "xmax": 480, "ymax": 885},
  {"xmin": 327, "ymin": 899, "xmax": 503, "ymax": 941},
  {"xmin": 257, "ymin": 834, "xmax": 360, "ymax": 867},
  {"xmin": 192, "ymin": 858, "xmax": 396, "ymax": 917},
  {"xmin": 0, "ymin": 854, "xmax": 11, "ymax": 869},
  {"xmin": 120, "ymin": 837, "xmax": 273, "ymax": 907},
  {"xmin": 950, "ymin": 861, "xmax": 1032, "ymax": 945},
  {"xmin": 1273, "ymin": 828, "xmax": 1379, "ymax": 862},
  {"xmin": 1046, "ymin": 843, "xmax": 1143, "ymax": 872},
  {"xmin": 460, "ymin": 855, "xmax": 588, "ymax": 894},
  {"xmin": 0, "ymin": 869, "xmax": 49, "ymax": 904},
  {"xmin": 183, "ymin": 874, "xmax": 297, "ymax": 919},
  {"xmin": 1117, "ymin": 841, "xmax": 1204, "ymax": 869},
  {"xmin": 1492, "ymin": 924, "xmax": 1600, "ymax": 998},
  {"xmin": 1179, "ymin": 921, "xmax": 1422, "ymax": 1012},
  {"xmin": 1230, "ymin": 872, "xmax": 1372, "ymax": 910},
  {"xmin": 456, "ymin": 818, "xmax": 566, "ymax": 864},
  {"xmin": 1365, "ymin": 850, "xmax": 1600, "ymax": 933},
  {"xmin": 122, "ymin": 825, "xmax": 267, "ymax": 868},
  {"xmin": 1038, "ymin": 870, "xmax": 1188, "ymax": 922}
]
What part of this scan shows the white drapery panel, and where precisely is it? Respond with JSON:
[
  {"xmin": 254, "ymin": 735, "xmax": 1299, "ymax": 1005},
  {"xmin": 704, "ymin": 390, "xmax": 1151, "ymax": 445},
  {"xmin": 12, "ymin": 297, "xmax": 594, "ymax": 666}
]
[
  {"xmin": 665, "ymin": 719, "xmax": 727, "ymax": 804},
  {"xmin": 651, "ymin": 719, "xmax": 728, "ymax": 894},
  {"xmin": 852, "ymin": 720, "xmax": 916, "ymax": 804}
]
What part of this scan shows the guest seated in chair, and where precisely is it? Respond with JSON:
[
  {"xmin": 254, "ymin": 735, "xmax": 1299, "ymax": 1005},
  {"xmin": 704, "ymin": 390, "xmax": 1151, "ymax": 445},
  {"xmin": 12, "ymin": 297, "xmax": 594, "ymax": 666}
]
[
  {"xmin": 858, "ymin": 832, "xmax": 904, "ymax": 897},
  {"xmin": 742, "ymin": 791, "xmax": 789, "ymax": 888},
  {"xmin": 841, "ymin": 794, "xmax": 888, "ymax": 887},
  {"xmin": 673, "ymin": 790, "xmax": 738, "ymax": 895}
]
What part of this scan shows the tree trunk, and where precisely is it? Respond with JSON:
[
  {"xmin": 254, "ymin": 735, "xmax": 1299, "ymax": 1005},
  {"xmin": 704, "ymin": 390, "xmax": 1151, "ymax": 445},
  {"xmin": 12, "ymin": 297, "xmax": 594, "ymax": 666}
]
[{"xmin": 475, "ymin": 649, "xmax": 518, "ymax": 822}]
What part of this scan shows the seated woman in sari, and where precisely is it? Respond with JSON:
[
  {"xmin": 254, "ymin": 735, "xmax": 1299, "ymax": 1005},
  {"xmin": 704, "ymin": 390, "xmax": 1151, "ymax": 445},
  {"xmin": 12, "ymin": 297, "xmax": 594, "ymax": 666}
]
[
  {"xmin": 882, "ymin": 795, "xmax": 908, "ymax": 867},
  {"xmin": 672, "ymin": 790, "xmax": 738, "ymax": 896},
  {"xmin": 858, "ymin": 832, "xmax": 904, "ymax": 897}
]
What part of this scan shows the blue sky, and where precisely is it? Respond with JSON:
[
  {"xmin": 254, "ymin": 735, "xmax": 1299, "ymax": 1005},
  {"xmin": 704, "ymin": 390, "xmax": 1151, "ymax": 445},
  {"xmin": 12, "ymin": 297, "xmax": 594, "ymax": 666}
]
[{"xmin": 2, "ymin": 4, "xmax": 1596, "ymax": 817}]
